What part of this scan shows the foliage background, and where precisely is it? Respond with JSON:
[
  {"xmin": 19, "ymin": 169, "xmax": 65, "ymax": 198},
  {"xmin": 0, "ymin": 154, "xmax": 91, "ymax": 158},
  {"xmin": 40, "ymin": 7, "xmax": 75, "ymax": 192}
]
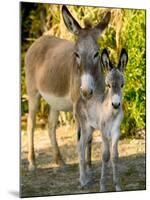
[{"xmin": 21, "ymin": 2, "xmax": 146, "ymax": 138}]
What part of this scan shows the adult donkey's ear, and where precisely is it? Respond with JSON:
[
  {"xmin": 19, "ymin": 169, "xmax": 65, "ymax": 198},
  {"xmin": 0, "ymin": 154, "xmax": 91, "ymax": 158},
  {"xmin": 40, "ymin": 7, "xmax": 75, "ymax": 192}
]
[
  {"xmin": 118, "ymin": 48, "xmax": 128, "ymax": 72},
  {"xmin": 101, "ymin": 48, "xmax": 113, "ymax": 71},
  {"xmin": 94, "ymin": 11, "xmax": 111, "ymax": 38},
  {"xmin": 62, "ymin": 5, "xmax": 81, "ymax": 35}
]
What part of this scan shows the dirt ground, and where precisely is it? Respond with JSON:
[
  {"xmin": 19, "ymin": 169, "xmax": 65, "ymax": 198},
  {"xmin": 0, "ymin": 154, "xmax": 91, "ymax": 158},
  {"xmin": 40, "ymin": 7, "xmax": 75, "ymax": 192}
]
[{"xmin": 20, "ymin": 125, "xmax": 146, "ymax": 198}]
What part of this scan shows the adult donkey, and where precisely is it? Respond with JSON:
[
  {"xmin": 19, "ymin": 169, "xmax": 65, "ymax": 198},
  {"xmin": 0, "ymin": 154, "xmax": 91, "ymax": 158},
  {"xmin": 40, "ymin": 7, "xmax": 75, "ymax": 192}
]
[{"xmin": 25, "ymin": 5, "xmax": 111, "ymax": 171}]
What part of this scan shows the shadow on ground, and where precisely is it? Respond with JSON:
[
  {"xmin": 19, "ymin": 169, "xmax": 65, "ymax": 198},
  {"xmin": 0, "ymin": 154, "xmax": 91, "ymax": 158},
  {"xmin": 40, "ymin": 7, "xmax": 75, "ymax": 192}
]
[{"xmin": 20, "ymin": 143, "xmax": 146, "ymax": 198}]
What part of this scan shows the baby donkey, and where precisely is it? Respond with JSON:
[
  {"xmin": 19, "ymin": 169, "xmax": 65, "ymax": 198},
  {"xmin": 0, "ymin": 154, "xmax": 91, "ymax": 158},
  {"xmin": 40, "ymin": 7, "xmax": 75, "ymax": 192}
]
[{"xmin": 76, "ymin": 48, "xmax": 128, "ymax": 192}]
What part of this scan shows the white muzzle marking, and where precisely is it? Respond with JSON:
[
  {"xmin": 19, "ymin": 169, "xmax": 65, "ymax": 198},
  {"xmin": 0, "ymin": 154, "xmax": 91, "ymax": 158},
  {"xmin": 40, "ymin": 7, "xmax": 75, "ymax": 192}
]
[
  {"xmin": 112, "ymin": 94, "xmax": 121, "ymax": 106},
  {"xmin": 80, "ymin": 73, "xmax": 94, "ymax": 92}
]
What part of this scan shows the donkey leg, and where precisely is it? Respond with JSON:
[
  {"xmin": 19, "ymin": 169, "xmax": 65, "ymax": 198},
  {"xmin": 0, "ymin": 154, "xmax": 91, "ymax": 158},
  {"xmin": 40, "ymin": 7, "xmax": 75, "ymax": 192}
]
[
  {"xmin": 100, "ymin": 135, "xmax": 110, "ymax": 192},
  {"xmin": 78, "ymin": 127, "xmax": 92, "ymax": 187},
  {"xmin": 111, "ymin": 131, "xmax": 121, "ymax": 191},
  {"xmin": 78, "ymin": 135, "xmax": 89, "ymax": 187},
  {"xmin": 77, "ymin": 127, "xmax": 93, "ymax": 172},
  {"xmin": 27, "ymin": 93, "xmax": 40, "ymax": 171},
  {"xmin": 86, "ymin": 137, "xmax": 93, "ymax": 172},
  {"xmin": 48, "ymin": 108, "xmax": 65, "ymax": 166}
]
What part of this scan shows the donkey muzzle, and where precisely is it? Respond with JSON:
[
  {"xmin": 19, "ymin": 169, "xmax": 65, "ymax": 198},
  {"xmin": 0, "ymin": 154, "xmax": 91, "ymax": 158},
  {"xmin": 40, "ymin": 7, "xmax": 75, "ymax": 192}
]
[
  {"xmin": 112, "ymin": 94, "xmax": 121, "ymax": 109},
  {"xmin": 112, "ymin": 102, "xmax": 120, "ymax": 109},
  {"xmin": 80, "ymin": 88, "xmax": 93, "ymax": 99},
  {"xmin": 80, "ymin": 73, "xmax": 94, "ymax": 99}
]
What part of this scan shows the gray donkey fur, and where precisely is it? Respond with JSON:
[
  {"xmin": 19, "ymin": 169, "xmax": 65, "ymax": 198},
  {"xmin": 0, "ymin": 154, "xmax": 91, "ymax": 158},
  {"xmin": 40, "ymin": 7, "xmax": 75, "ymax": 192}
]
[{"xmin": 75, "ymin": 48, "xmax": 128, "ymax": 191}]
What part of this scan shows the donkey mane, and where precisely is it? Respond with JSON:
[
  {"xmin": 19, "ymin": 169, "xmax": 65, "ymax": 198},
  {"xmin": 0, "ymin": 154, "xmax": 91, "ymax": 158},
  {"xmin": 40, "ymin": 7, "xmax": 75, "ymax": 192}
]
[{"xmin": 84, "ymin": 19, "xmax": 92, "ymax": 28}]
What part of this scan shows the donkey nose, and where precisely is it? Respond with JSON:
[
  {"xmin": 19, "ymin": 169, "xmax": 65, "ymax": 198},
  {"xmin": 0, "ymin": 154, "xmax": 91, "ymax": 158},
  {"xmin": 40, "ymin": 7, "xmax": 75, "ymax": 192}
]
[
  {"xmin": 80, "ymin": 88, "xmax": 93, "ymax": 99},
  {"xmin": 112, "ymin": 102, "xmax": 120, "ymax": 109}
]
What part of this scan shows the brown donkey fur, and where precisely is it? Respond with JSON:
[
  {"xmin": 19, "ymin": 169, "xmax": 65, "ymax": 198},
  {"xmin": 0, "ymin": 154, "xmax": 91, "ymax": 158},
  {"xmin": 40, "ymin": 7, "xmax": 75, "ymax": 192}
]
[{"xmin": 25, "ymin": 5, "xmax": 111, "ymax": 171}]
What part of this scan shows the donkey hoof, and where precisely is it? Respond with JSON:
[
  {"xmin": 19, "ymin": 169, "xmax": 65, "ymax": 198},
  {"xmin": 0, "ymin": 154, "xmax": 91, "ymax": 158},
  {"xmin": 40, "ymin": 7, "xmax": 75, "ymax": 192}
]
[
  {"xmin": 80, "ymin": 177, "xmax": 91, "ymax": 189},
  {"xmin": 56, "ymin": 158, "xmax": 66, "ymax": 167},
  {"xmin": 100, "ymin": 185, "xmax": 107, "ymax": 192},
  {"xmin": 28, "ymin": 163, "xmax": 36, "ymax": 171},
  {"xmin": 116, "ymin": 185, "xmax": 122, "ymax": 192}
]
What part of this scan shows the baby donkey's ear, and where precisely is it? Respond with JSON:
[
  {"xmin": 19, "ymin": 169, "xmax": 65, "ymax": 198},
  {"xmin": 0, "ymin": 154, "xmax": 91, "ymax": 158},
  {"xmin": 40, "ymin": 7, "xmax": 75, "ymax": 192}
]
[
  {"xmin": 101, "ymin": 48, "xmax": 113, "ymax": 71},
  {"xmin": 118, "ymin": 48, "xmax": 128, "ymax": 72}
]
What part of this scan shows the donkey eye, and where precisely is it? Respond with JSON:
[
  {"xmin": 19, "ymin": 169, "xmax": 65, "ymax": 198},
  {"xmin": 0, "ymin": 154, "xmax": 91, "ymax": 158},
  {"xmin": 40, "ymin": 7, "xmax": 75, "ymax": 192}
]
[
  {"xmin": 94, "ymin": 51, "xmax": 99, "ymax": 59},
  {"xmin": 74, "ymin": 52, "xmax": 81, "ymax": 65},
  {"xmin": 121, "ymin": 83, "xmax": 124, "ymax": 88},
  {"xmin": 74, "ymin": 52, "xmax": 80, "ymax": 58}
]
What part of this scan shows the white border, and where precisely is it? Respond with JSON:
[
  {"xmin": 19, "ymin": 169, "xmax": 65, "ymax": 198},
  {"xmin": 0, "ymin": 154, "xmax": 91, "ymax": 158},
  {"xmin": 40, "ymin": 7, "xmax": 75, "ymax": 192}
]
[{"xmin": 0, "ymin": 0, "xmax": 149, "ymax": 199}]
